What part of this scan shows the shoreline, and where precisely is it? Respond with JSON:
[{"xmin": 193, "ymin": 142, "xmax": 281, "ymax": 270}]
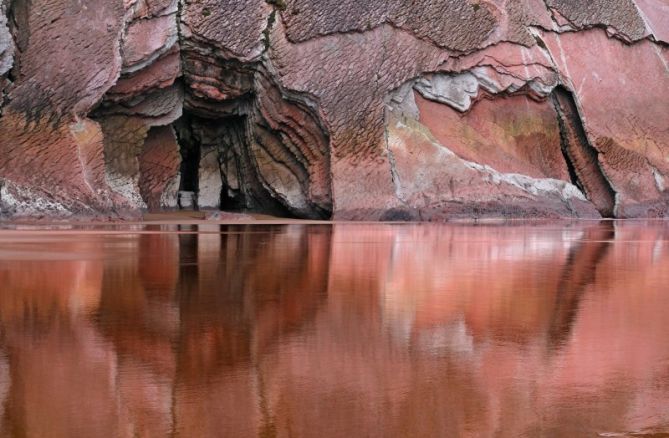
[{"xmin": 0, "ymin": 211, "xmax": 666, "ymax": 234}]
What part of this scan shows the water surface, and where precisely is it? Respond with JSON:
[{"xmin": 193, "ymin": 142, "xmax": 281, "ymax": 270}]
[{"xmin": 0, "ymin": 222, "xmax": 668, "ymax": 437}]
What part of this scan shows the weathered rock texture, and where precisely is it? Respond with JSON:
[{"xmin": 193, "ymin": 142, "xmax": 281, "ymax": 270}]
[{"xmin": 0, "ymin": 0, "xmax": 667, "ymax": 219}]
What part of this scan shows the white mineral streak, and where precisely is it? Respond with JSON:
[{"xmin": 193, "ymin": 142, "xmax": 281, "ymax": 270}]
[
  {"xmin": 414, "ymin": 73, "xmax": 479, "ymax": 112},
  {"xmin": 198, "ymin": 145, "xmax": 224, "ymax": 209},
  {"xmin": 0, "ymin": 0, "xmax": 14, "ymax": 76},
  {"xmin": 463, "ymin": 161, "xmax": 588, "ymax": 201},
  {"xmin": 413, "ymin": 69, "xmax": 557, "ymax": 113}
]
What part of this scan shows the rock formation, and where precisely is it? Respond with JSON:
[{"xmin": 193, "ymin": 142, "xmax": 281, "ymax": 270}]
[{"xmin": 0, "ymin": 0, "xmax": 667, "ymax": 219}]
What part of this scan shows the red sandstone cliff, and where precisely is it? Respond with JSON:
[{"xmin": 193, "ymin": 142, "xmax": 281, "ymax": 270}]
[{"xmin": 0, "ymin": 0, "xmax": 667, "ymax": 220}]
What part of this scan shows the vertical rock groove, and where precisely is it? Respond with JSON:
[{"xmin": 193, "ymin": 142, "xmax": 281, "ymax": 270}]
[{"xmin": 552, "ymin": 87, "xmax": 617, "ymax": 218}]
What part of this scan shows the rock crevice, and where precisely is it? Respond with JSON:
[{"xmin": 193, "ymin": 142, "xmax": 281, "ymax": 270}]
[{"xmin": 551, "ymin": 87, "xmax": 616, "ymax": 217}]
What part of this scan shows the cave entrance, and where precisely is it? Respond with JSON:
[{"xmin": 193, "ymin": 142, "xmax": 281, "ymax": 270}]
[
  {"xmin": 176, "ymin": 115, "xmax": 200, "ymax": 210},
  {"xmin": 173, "ymin": 111, "xmax": 295, "ymax": 217}
]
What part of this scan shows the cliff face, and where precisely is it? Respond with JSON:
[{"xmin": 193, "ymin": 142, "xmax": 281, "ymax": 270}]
[{"xmin": 0, "ymin": 0, "xmax": 667, "ymax": 220}]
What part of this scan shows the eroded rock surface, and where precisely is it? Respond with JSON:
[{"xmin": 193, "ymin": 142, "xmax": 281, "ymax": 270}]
[
  {"xmin": 139, "ymin": 125, "xmax": 180, "ymax": 210},
  {"xmin": 0, "ymin": 0, "xmax": 667, "ymax": 219},
  {"xmin": 0, "ymin": 0, "xmax": 13, "ymax": 107}
]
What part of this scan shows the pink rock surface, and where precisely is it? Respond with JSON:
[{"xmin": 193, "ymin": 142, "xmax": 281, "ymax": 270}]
[
  {"xmin": 0, "ymin": 0, "xmax": 667, "ymax": 219},
  {"xmin": 108, "ymin": 48, "xmax": 181, "ymax": 100},
  {"xmin": 0, "ymin": 115, "xmax": 130, "ymax": 218},
  {"xmin": 180, "ymin": 0, "xmax": 270, "ymax": 59},
  {"xmin": 544, "ymin": 0, "xmax": 649, "ymax": 41},
  {"xmin": 542, "ymin": 29, "xmax": 669, "ymax": 217},
  {"xmin": 4, "ymin": 0, "xmax": 125, "ymax": 116},
  {"xmin": 122, "ymin": 13, "xmax": 178, "ymax": 73},
  {"xmin": 385, "ymin": 108, "xmax": 599, "ymax": 220},
  {"xmin": 139, "ymin": 126, "xmax": 180, "ymax": 210},
  {"xmin": 634, "ymin": 0, "xmax": 669, "ymax": 43},
  {"xmin": 0, "ymin": 0, "xmax": 128, "ymax": 218},
  {"xmin": 416, "ymin": 93, "xmax": 569, "ymax": 181}
]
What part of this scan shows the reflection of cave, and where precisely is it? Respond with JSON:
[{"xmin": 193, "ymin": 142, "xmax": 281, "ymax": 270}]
[{"xmin": 92, "ymin": 224, "xmax": 332, "ymax": 384}]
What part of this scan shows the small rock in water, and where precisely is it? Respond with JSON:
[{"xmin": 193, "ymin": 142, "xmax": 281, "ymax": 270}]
[{"xmin": 178, "ymin": 191, "xmax": 196, "ymax": 210}]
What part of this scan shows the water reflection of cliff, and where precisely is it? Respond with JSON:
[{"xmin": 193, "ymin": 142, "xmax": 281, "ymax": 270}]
[{"xmin": 0, "ymin": 222, "xmax": 668, "ymax": 437}]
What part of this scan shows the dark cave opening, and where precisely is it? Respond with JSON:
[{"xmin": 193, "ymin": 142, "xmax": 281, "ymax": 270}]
[
  {"xmin": 175, "ymin": 114, "xmax": 201, "ymax": 204},
  {"xmin": 172, "ymin": 111, "xmax": 297, "ymax": 218}
]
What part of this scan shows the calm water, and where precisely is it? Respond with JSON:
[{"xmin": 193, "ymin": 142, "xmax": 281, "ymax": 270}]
[{"xmin": 0, "ymin": 222, "xmax": 668, "ymax": 437}]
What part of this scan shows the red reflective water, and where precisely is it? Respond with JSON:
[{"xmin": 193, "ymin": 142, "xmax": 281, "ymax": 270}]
[{"xmin": 0, "ymin": 222, "xmax": 668, "ymax": 437}]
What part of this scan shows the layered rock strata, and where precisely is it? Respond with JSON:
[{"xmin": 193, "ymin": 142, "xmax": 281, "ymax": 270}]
[{"xmin": 0, "ymin": 0, "xmax": 667, "ymax": 219}]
